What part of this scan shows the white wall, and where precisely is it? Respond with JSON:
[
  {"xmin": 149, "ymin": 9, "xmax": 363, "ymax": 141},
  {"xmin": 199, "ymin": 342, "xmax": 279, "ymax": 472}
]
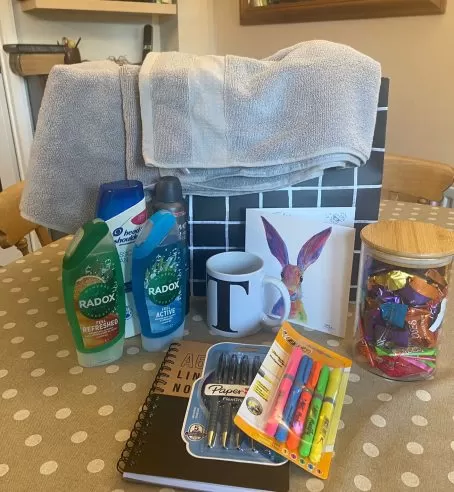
[
  {"xmin": 12, "ymin": 4, "xmax": 161, "ymax": 62},
  {"xmin": 209, "ymin": 1, "xmax": 454, "ymax": 164}
]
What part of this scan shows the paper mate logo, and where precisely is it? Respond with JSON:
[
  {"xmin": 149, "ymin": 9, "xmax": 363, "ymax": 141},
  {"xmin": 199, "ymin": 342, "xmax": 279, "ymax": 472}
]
[
  {"xmin": 78, "ymin": 283, "xmax": 116, "ymax": 319},
  {"xmin": 204, "ymin": 384, "xmax": 248, "ymax": 397},
  {"xmin": 147, "ymin": 271, "xmax": 180, "ymax": 306}
]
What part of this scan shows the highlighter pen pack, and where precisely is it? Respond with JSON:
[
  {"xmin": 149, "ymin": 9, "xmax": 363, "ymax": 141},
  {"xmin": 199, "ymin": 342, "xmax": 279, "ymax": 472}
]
[
  {"xmin": 234, "ymin": 322, "xmax": 352, "ymax": 479},
  {"xmin": 182, "ymin": 342, "xmax": 287, "ymax": 466}
]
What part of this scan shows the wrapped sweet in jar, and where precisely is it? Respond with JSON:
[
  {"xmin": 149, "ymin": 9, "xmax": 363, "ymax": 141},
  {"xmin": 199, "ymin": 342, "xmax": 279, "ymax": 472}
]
[{"xmin": 355, "ymin": 220, "xmax": 454, "ymax": 381}]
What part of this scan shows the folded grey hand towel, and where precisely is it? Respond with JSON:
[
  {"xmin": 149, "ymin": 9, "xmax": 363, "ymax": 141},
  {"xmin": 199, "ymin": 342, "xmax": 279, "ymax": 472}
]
[
  {"xmin": 20, "ymin": 61, "xmax": 128, "ymax": 234},
  {"xmin": 139, "ymin": 41, "xmax": 381, "ymax": 195},
  {"xmin": 119, "ymin": 64, "xmax": 160, "ymax": 187}
]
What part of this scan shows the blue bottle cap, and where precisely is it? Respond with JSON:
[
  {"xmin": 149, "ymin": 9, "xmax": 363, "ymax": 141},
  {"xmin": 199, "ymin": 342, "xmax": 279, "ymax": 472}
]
[{"xmin": 96, "ymin": 180, "xmax": 144, "ymax": 221}]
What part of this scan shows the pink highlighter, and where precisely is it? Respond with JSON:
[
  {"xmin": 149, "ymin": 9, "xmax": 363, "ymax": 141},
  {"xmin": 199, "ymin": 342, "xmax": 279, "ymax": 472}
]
[{"xmin": 264, "ymin": 346, "xmax": 304, "ymax": 436}]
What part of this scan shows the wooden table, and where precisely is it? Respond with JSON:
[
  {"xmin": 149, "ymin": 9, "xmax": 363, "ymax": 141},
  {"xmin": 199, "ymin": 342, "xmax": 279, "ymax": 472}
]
[{"xmin": 0, "ymin": 201, "xmax": 453, "ymax": 492}]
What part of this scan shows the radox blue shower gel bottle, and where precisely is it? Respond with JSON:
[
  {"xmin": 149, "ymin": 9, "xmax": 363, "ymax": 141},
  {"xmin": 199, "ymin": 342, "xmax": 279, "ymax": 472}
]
[
  {"xmin": 96, "ymin": 180, "xmax": 147, "ymax": 338},
  {"xmin": 132, "ymin": 210, "xmax": 187, "ymax": 352}
]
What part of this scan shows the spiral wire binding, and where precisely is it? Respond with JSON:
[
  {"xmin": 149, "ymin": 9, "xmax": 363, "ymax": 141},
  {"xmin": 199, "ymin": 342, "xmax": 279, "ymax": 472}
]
[{"xmin": 117, "ymin": 342, "xmax": 181, "ymax": 473}]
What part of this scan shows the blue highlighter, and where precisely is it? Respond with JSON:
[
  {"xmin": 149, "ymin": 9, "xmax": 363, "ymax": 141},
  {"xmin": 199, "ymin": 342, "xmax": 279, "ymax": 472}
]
[{"xmin": 274, "ymin": 355, "xmax": 313, "ymax": 443}]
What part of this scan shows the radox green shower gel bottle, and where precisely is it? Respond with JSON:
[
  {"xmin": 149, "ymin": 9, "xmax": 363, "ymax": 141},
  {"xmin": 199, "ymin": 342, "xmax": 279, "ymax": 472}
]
[{"xmin": 62, "ymin": 219, "xmax": 125, "ymax": 367}]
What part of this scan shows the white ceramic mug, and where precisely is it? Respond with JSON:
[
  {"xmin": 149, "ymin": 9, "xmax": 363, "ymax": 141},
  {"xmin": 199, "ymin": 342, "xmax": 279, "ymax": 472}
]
[{"xmin": 206, "ymin": 251, "xmax": 291, "ymax": 338}]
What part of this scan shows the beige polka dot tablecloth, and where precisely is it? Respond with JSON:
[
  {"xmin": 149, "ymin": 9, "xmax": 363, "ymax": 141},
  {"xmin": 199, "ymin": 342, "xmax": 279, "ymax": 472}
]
[{"xmin": 1, "ymin": 202, "xmax": 454, "ymax": 492}]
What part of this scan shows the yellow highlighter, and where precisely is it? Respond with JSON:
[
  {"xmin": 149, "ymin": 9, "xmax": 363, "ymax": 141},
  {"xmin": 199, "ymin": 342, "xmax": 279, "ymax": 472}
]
[{"xmin": 308, "ymin": 368, "xmax": 342, "ymax": 464}]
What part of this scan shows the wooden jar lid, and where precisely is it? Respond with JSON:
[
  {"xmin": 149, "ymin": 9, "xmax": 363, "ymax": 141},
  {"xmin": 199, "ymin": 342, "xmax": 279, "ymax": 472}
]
[{"xmin": 361, "ymin": 220, "xmax": 454, "ymax": 259}]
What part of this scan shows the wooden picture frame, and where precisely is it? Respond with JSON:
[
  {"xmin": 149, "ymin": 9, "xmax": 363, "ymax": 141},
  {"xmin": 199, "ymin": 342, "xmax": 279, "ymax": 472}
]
[{"xmin": 239, "ymin": 0, "xmax": 447, "ymax": 25}]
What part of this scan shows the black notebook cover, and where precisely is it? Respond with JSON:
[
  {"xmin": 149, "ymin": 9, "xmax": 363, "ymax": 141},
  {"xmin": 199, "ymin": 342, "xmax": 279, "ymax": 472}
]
[{"xmin": 117, "ymin": 341, "xmax": 289, "ymax": 492}]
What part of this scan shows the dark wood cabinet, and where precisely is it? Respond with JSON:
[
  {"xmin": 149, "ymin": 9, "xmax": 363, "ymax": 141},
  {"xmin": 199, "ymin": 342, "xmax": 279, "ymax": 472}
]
[{"xmin": 240, "ymin": 0, "xmax": 447, "ymax": 25}]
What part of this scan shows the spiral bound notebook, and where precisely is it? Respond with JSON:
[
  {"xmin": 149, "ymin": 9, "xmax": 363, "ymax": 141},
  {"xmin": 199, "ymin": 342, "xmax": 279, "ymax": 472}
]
[{"xmin": 117, "ymin": 341, "xmax": 289, "ymax": 492}]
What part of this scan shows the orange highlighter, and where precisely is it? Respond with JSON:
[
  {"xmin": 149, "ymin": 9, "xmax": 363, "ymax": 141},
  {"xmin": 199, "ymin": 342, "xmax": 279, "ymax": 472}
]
[{"xmin": 286, "ymin": 361, "xmax": 322, "ymax": 451}]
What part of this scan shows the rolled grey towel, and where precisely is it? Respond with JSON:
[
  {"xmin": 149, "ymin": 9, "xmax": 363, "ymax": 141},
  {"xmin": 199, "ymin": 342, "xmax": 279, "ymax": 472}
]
[{"xmin": 139, "ymin": 41, "xmax": 381, "ymax": 195}]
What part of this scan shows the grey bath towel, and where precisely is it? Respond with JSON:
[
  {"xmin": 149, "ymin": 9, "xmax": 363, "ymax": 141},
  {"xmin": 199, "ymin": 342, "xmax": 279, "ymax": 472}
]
[
  {"xmin": 21, "ymin": 42, "xmax": 381, "ymax": 233},
  {"xmin": 21, "ymin": 61, "xmax": 128, "ymax": 233},
  {"xmin": 139, "ymin": 41, "xmax": 381, "ymax": 195},
  {"xmin": 20, "ymin": 61, "xmax": 161, "ymax": 233},
  {"xmin": 119, "ymin": 64, "xmax": 160, "ymax": 187}
]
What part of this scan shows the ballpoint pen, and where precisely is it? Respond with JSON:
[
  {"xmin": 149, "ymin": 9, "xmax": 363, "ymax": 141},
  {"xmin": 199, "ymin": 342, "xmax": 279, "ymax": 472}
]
[
  {"xmin": 207, "ymin": 352, "xmax": 226, "ymax": 448},
  {"xmin": 233, "ymin": 355, "xmax": 250, "ymax": 449},
  {"xmin": 299, "ymin": 365, "xmax": 330, "ymax": 457},
  {"xmin": 286, "ymin": 361, "xmax": 322, "ymax": 451},
  {"xmin": 220, "ymin": 354, "xmax": 238, "ymax": 448},
  {"xmin": 309, "ymin": 367, "xmax": 342, "ymax": 463},
  {"xmin": 274, "ymin": 355, "xmax": 312, "ymax": 443},
  {"xmin": 250, "ymin": 355, "xmax": 262, "ymax": 452},
  {"xmin": 265, "ymin": 346, "xmax": 304, "ymax": 437}
]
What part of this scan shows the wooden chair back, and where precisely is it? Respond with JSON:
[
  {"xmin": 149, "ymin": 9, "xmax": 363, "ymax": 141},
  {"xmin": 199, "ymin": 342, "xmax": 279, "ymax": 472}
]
[
  {"xmin": 382, "ymin": 154, "xmax": 454, "ymax": 205},
  {"xmin": 0, "ymin": 181, "xmax": 52, "ymax": 256}
]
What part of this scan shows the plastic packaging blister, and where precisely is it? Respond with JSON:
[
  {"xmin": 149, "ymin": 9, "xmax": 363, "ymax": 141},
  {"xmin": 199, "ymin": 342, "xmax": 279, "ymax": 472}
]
[
  {"xmin": 182, "ymin": 342, "xmax": 287, "ymax": 466},
  {"xmin": 234, "ymin": 322, "xmax": 352, "ymax": 479}
]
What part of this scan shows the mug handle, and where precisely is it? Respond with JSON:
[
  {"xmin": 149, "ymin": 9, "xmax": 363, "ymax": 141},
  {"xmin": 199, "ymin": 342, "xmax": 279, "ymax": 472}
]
[{"xmin": 261, "ymin": 276, "xmax": 291, "ymax": 327}]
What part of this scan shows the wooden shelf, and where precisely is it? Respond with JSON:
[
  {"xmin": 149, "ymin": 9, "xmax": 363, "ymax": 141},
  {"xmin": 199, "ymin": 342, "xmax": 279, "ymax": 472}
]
[
  {"xmin": 239, "ymin": 0, "xmax": 446, "ymax": 25},
  {"xmin": 18, "ymin": 0, "xmax": 176, "ymax": 16}
]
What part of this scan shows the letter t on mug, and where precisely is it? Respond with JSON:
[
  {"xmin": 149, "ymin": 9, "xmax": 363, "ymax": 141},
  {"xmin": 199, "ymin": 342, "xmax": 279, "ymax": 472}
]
[{"xmin": 206, "ymin": 252, "xmax": 291, "ymax": 337}]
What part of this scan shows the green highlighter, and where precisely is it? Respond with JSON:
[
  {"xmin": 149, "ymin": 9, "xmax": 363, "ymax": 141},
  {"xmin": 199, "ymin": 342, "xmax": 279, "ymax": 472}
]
[{"xmin": 299, "ymin": 365, "xmax": 330, "ymax": 457}]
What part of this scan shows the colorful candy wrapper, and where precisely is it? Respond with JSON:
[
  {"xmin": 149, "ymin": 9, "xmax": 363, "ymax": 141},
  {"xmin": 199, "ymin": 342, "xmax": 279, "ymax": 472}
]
[
  {"xmin": 357, "ymin": 259, "xmax": 449, "ymax": 381},
  {"xmin": 367, "ymin": 285, "xmax": 401, "ymax": 305},
  {"xmin": 375, "ymin": 324, "xmax": 409, "ymax": 348},
  {"xmin": 375, "ymin": 345, "xmax": 437, "ymax": 358},
  {"xmin": 379, "ymin": 302, "xmax": 408, "ymax": 329},
  {"xmin": 425, "ymin": 268, "xmax": 448, "ymax": 288},
  {"xmin": 406, "ymin": 307, "xmax": 435, "ymax": 348},
  {"xmin": 363, "ymin": 307, "xmax": 382, "ymax": 341},
  {"xmin": 375, "ymin": 355, "xmax": 432, "ymax": 379},
  {"xmin": 369, "ymin": 270, "xmax": 413, "ymax": 291},
  {"xmin": 398, "ymin": 283, "xmax": 432, "ymax": 307},
  {"xmin": 408, "ymin": 276, "xmax": 440, "ymax": 301},
  {"xmin": 357, "ymin": 317, "xmax": 376, "ymax": 367}
]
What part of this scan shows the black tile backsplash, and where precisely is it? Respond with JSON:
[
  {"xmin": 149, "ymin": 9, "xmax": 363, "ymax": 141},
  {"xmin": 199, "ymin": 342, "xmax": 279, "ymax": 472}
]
[
  {"xmin": 351, "ymin": 252, "xmax": 361, "ymax": 285},
  {"xmin": 192, "ymin": 249, "xmax": 218, "ymax": 280},
  {"xmin": 193, "ymin": 224, "xmax": 225, "ymax": 247},
  {"xmin": 187, "ymin": 78, "xmax": 389, "ymax": 305},
  {"xmin": 192, "ymin": 196, "xmax": 225, "ymax": 221},
  {"xmin": 263, "ymin": 191, "xmax": 289, "ymax": 208},
  {"xmin": 378, "ymin": 78, "xmax": 389, "ymax": 108},
  {"xmin": 354, "ymin": 223, "xmax": 368, "ymax": 250},
  {"xmin": 322, "ymin": 167, "xmax": 355, "ymax": 187},
  {"xmin": 292, "ymin": 190, "xmax": 318, "ymax": 207},
  {"xmin": 193, "ymin": 282, "xmax": 207, "ymax": 297},
  {"xmin": 294, "ymin": 177, "xmax": 319, "ymax": 187},
  {"xmin": 228, "ymin": 224, "xmax": 246, "ymax": 249},
  {"xmin": 320, "ymin": 189, "xmax": 354, "ymax": 207},
  {"xmin": 229, "ymin": 194, "xmax": 260, "ymax": 221},
  {"xmin": 357, "ymin": 150, "xmax": 384, "ymax": 186},
  {"xmin": 355, "ymin": 188, "xmax": 382, "ymax": 221},
  {"xmin": 372, "ymin": 110, "xmax": 387, "ymax": 149}
]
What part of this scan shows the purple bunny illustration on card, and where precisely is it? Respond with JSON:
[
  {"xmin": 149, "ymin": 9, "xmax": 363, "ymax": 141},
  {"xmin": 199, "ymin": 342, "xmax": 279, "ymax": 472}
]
[
  {"xmin": 261, "ymin": 216, "xmax": 331, "ymax": 323},
  {"xmin": 245, "ymin": 210, "xmax": 355, "ymax": 337}
]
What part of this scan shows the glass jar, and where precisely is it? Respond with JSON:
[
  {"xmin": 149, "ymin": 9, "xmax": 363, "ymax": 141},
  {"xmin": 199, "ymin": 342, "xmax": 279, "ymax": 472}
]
[{"xmin": 354, "ymin": 220, "xmax": 454, "ymax": 381}]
